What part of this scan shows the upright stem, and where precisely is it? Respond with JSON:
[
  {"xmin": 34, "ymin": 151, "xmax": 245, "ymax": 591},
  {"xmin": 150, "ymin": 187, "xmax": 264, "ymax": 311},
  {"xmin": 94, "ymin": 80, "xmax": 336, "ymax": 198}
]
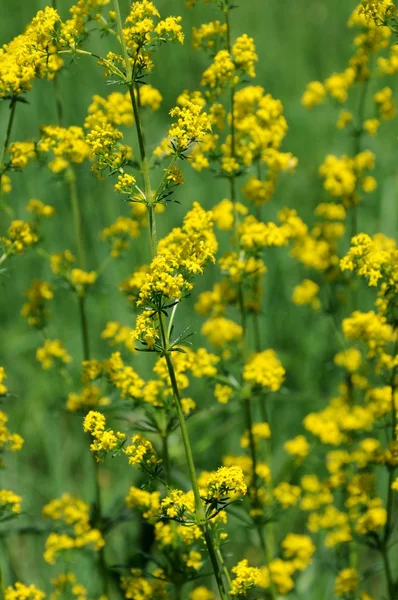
[
  {"xmin": 0, "ymin": 97, "xmax": 17, "ymax": 216},
  {"xmin": 158, "ymin": 317, "xmax": 229, "ymax": 600},
  {"xmin": 78, "ymin": 295, "xmax": 90, "ymax": 361},
  {"xmin": 112, "ymin": 0, "xmax": 156, "ymax": 256}
]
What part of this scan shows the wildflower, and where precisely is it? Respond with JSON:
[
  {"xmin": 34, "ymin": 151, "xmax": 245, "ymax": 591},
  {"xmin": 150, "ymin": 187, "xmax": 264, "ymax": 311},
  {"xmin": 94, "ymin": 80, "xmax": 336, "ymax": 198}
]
[
  {"xmin": 273, "ymin": 482, "xmax": 301, "ymax": 507},
  {"xmin": 50, "ymin": 249, "xmax": 75, "ymax": 275},
  {"xmin": 36, "ymin": 339, "xmax": 72, "ymax": 370},
  {"xmin": 190, "ymin": 588, "xmax": 216, "ymax": 600},
  {"xmin": 168, "ymin": 101, "xmax": 212, "ymax": 153},
  {"xmin": 0, "ymin": 411, "xmax": 24, "ymax": 454},
  {"xmin": 124, "ymin": 433, "xmax": 160, "ymax": 469},
  {"xmin": 0, "ymin": 489, "xmax": 22, "ymax": 515},
  {"xmin": 102, "ymin": 321, "xmax": 136, "ymax": 353},
  {"xmin": 101, "ymin": 217, "xmax": 140, "ymax": 258},
  {"xmin": 335, "ymin": 568, "xmax": 359, "ymax": 597},
  {"xmin": 232, "ymin": 34, "xmax": 258, "ymax": 78},
  {"xmin": 120, "ymin": 570, "xmax": 167, "ymax": 600},
  {"xmin": 284, "ymin": 435, "xmax": 310, "ymax": 459},
  {"xmin": 137, "ymin": 203, "xmax": 217, "ymax": 309},
  {"xmin": 66, "ymin": 385, "xmax": 109, "ymax": 412},
  {"xmin": 334, "ymin": 348, "xmax": 362, "ymax": 372},
  {"xmin": 230, "ymin": 559, "xmax": 269, "ymax": 596},
  {"xmin": 292, "ymin": 279, "xmax": 320, "ymax": 310},
  {"xmin": 26, "ymin": 199, "xmax": 55, "ymax": 218},
  {"xmin": 9, "ymin": 141, "xmax": 36, "ymax": 169},
  {"xmin": 83, "ymin": 410, "xmax": 125, "ymax": 461},
  {"xmin": 1, "ymin": 220, "xmax": 38, "ymax": 254},
  {"xmin": 102, "ymin": 351, "xmax": 145, "ymax": 399},
  {"xmin": 21, "ymin": 280, "xmax": 53, "ymax": 329},
  {"xmin": 268, "ymin": 559, "xmax": 295, "ymax": 594},
  {"xmin": 5, "ymin": 583, "xmax": 45, "ymax": 600},
  {"xmin": 38, "ymin": 125, "xmax": 90, "ymax": 172},
  {"xmin": 240, "ymin": 423, "xmax": 271, "ymax": 448},
  {"xmin": 125, "ymin": 487, "xmax": 160, "ymax": 520},
  {"xmin": 201, "ymin": 317, "xmax": 243, "ymax": 348},
  {"xmin": 243, "ymin": 350, "xmax": 285, "ymax": 391},
  {"xmin": 0, "ymin": 367, "xmax": 7, "ymax": 396},
  {"xmin": 281, "ymin": 533, "xmax": 315, "ymax": 570},
  {"xmin": 301, "ymin": 81, "xmax": 326, "ymax": 108},
  {"xmin": 70, "ymin": 268, "xmax": 97, "ymax": 294},
  {"xmin": 214, "ymin": 383, "xmax": 234, "ymax": 404}
]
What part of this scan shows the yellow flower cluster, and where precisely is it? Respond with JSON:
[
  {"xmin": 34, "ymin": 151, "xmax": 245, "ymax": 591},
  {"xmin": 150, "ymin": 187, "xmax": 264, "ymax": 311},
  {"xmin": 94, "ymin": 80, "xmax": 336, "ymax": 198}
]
[
  {"xmin": 100, "ymin": 216, "xmax": 140, "ymax": 257},
  {"xmin": 0, "ymin": 410, "xmax": 24, "ymax": 456},
  {"xmin": 1, "ymin": 220, "xmax": 38, "ymax": 255},
  {"xmin": 341, "ymin": 232, "xmax": 397, "ymax": 287},
  {"xmin": 0, "ymin": 366, "xmax": 7, "ymax": 396},
  {"xmin": 135, "ymin": 203, "xmax": 217, "ymax": 335},
  {"xmin": 319, "ymin": 151, "xmax": 376, "ymax": 204},
  {"xmin": 192, "ymin": 21, "xmax": 227, "ymax": 51},
  {"xmin": 38, "ymin": 125, "xmax": 90, "ymax": 173},
  {"xmin": 5, "ymin": 583, "xmax": 45, "ymax": 600},
  {"xmin": 101, "ymin": 321, "xmax": 136, "ymax": 353},
  {"xmin": 21, "ymin": 280, "xmax": 53, "ymax": 329},
  {"xmin": 0, "ymin": 7, "xmax": 65, "ymax": 99},
  {"xmin": 292, "ymin": 279, "xmax": 320, "ymax": 310},
  {"xmin": 42, "ymin": 493, "xmax": 104, "ymax": 564},
  {"xmin": 83, "ymin": 410, "xmax": 126, "ymax": 461},
  {"xmin": 124, "ymin": 433, "xmax": 159, "ymax": 469},
  {"xmin": 0, "ymin": 489, "xmax": 22, "ymax": 514},
  {"xmin": 102, "ymin": 351, "xmax": 144, "ymax": 398},
  {"xmin": 36, "ymin": 339, "xmax": 72, "ymax": 370},
  {"xmin": 26, "ymin": 199, "xmax": 55, "ymax": 218},
  {"xmin": 243, "ymin": 350, "xmax": 285, "ymax": 391},
  {"xmin": 66, "ymin": 384, "xmax": 109, "ymax": 413}
]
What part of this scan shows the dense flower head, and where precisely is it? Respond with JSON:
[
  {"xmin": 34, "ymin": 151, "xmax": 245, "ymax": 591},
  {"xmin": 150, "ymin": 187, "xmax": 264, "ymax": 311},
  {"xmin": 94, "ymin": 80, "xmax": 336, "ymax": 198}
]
[
  {"xmin": 292, "ymin": 279, "xmax": 320, "ymax": 310},
  {"xmin": 136, "ymin": 203, "xmax": 217, "ymax": 312},
  {"xmin": 0, "ymin": 410, "xmax": 24, "ymax": 455},
  {"xmin": 0, "ymin": 489, "xmax": 22, "ymax": 515},
  {"xmin": 0, "ymin": 7, "xmax": 66, "ymax": 99},
  {"xmin": 83, "ymin": 410, "xmax": 126, "ymax": 461},
  {"xmin": 42, "ymin": 492, "xmax": 104, "ymax": 564},
  {"xmin": 1, "ymin": 220, "xmax": 38, "ymax": 255},
  {"xmin": 66, "ymin": 384, "xmax": 109, "ymax": 412},
  {"xmin": 21, "ymin": 280, "xmax": 53, "ymax": 329},
  {"xmin": 230, "ymin": 559, "xmax": 269, "ymax": 596},
  {"xmin": 124, "ymin": 433, "xmax": 160, "ymax": 469},
  {"xmin": 36, "ymin": 339, "xmax": 72, "ymax": 370},
  {"xmin": 168, "ymin": 101, "xmax": 212, "ymax": 153},
  {"xmin": 121, "ymin": 569, "xmax": 168, "ymax": 600},
  {"xmin": 5, "ymin": 583, "xmax": 45, "ymax": 600},
  {"xmin": 37, "ymin": 125, "xmax": 90, "ymax": 173},
  {"xmin": 340, "ymin": 232, "xmax": 397, "ymax": 287},
  {"xmin": 243, "ymin": 349, "xmax": 285, "ymax": 391}
]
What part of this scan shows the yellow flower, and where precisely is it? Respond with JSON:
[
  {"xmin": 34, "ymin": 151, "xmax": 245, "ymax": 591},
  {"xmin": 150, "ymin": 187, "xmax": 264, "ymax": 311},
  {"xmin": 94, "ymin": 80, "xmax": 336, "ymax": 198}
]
[
  {"xmin": 334, "ymin": 568, "xmax": 358, "ymax": 597},
  {"xmin": 243, "ymin": 350, "xmax": 285, "ymax": 392},
  {"xmin": 292, "ymin": 279, "xmax": 320, "ymax": 310},
  {"xmin": 5, "ymin": 583, "xmax": 45, "ymax": 600},
  {"xmin": 301, "ymin": 81, "xmax": 326, "ymax": 108},
  {"xmin": 26, "ymin": 199, "xmax": 55, "ymax": 217},
  {"xmin": 36, "ymin": 339, "xmax": 72, "ymax": 370}
]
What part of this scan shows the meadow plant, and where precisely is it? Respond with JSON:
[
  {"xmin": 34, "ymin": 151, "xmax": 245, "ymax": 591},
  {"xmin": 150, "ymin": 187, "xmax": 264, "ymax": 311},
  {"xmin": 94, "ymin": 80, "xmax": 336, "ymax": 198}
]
[{"xmin": 0, "ymin": 0, "xmax": 397, "ymax": 599}]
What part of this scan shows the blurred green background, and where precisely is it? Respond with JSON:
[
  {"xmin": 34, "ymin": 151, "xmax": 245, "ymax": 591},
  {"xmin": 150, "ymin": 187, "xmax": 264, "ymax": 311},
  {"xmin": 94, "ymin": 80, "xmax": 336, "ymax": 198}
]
[{"xmin": 0, "ymin": 0, "xmax": 397, "ymax": 597}]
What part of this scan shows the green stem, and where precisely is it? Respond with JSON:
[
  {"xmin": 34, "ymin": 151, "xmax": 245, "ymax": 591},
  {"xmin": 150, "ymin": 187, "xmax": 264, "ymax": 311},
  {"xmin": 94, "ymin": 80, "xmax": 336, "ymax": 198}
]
[
  {"xmin": 93, "ymin": 457, "xmax": 110, "ymax": 597},
  {"xmin": 158, "ymin": 318, "xmax": 229, "ymax": 600},
  {"xmin": 112, "ymin": 0, "xmax": 156, "ymax": 256},
  {"xmin": 380, "ymin": 543, "xmax": 395, "ymax": 600},
  {"xmin": 66, "ymin": 167, "xmax": 86, "ymax": 268},
  {"xmin": 0, "ymin": 97, "xmax": 17, "ymax": 216},
  {"xmin": 53, "ymin": 73, "xmax": 64, "ymax": 126},
  {"xmin": 78, "ymin": 295, "xmax": 90, "ymax": 361}
]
